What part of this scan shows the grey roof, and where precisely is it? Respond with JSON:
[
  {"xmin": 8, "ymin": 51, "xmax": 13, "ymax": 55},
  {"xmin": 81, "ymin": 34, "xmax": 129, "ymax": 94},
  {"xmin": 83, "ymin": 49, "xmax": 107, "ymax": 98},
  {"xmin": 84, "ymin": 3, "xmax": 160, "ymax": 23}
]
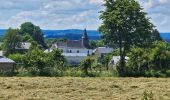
[
  {"xmin": 0, "ymin": 56, "xmax": 15, "ymax": 63},
  {"xmin": 94, "ymin": 47, "xmax": 113, "ymax": 54},
  {"xmin": 62, "ymin": 53, "xmax": 87, "ymax": 57},
  {"xmin": 56, "ymin": 42, "xmax": 67, "ymax": 47},
  {"xmin": 67, "ymin": 40, "xmax": 84, "ymax": 48},
  {"xmin": 55, "ymin": 40, "xmax": 85, "ymax": 49},
  {"xmin": 16, "ymin": 42, "xmax": 31, "ymax": 50}
]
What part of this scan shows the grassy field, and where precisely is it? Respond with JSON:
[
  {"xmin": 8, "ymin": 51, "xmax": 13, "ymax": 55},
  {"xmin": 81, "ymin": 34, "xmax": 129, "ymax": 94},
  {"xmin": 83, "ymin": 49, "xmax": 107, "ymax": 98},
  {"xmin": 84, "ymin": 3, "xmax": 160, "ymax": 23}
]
[{"xmin": 0, "ymin": 77, "xmax": 169, "ymax": 100}]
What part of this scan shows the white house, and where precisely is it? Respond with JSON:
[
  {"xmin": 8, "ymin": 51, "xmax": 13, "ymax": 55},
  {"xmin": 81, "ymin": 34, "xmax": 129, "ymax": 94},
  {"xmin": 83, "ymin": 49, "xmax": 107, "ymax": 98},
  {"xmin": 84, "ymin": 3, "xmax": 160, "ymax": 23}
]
[
  {"xmin": 45, "ymin": 29, "xmax": 93, "ymax": 65},
  {"xmin": 109, "ymin": 56, "xmax": 129, "ymax": 66},
  {"xmin": 15, "ymin": 42, "xmax": 31, "ymax": 52}
]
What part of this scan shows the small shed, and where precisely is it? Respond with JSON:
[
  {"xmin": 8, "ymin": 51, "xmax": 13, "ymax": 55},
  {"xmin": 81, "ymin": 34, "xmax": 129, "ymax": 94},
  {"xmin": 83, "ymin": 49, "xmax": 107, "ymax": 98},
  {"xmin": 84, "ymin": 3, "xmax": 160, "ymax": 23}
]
[{"xmin": 0, "ymin": 56, "xmax": 15, "ymax": 71}]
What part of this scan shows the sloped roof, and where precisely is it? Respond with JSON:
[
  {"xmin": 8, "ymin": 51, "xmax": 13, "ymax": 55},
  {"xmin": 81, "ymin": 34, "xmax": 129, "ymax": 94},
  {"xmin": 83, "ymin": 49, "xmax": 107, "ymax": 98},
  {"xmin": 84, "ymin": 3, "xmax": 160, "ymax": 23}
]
[
  {"xmin": 55, "ymin": 40, "xmax": 85, "ymax": 49},
  {"xmin": 56, "ymin": 41, "xmax": 67, "ymax": 47},
  {"xmin": 16, "ymin": 42, "xmax": 31, "ymax": 50},
  {"xmin": 67, "ymin": 40, "xmax": 84, "ymax": 48},
  {"xmin": 94, "ymin": 47, "xmax": 113, "ymax": 54},
  {"xmin": 0, "ymin": 56, "xmax": 15, "ymax": 63}
]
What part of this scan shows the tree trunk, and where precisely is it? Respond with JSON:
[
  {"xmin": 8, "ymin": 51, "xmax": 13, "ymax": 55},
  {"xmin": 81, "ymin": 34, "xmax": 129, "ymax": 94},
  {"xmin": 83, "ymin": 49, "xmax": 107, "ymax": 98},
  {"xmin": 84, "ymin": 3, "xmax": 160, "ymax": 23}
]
[{"xmin": 118, "ymin": 35, "xmax": 126, "ymax": 76}]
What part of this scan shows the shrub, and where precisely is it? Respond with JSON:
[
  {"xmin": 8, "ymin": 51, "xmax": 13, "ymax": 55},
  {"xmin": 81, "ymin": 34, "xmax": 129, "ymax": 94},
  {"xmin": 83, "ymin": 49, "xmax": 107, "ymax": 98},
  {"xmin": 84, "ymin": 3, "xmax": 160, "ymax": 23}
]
[
  {"xmin": 142, "ymin": 90, "xmax": 154, "ymax": 100},
  {"xmin": 0, "ymin": 70, "xmax": 14, "ymax": 77},
  {"xmin": 80, "ymin": 56, "xmax": 95, "ymax": 75},
  {"xmin": 16, "ymin": 70, "xmax": 33, "ymax": 77}
]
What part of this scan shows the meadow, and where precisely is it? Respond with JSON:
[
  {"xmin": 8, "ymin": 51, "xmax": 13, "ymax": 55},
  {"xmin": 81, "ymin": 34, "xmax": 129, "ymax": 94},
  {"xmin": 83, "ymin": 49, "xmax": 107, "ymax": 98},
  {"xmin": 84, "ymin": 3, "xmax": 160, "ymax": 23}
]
[{"xmin": 0, "ymin": 77, "xmax": 169, "ymax": 100}]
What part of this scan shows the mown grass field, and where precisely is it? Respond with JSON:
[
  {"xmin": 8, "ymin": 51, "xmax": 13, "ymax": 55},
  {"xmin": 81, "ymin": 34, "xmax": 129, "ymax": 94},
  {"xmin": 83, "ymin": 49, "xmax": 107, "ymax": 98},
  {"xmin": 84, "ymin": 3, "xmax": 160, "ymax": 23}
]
[{"xmin": 0, "ymin": 77, "xmax": 169, "ymax": 100}]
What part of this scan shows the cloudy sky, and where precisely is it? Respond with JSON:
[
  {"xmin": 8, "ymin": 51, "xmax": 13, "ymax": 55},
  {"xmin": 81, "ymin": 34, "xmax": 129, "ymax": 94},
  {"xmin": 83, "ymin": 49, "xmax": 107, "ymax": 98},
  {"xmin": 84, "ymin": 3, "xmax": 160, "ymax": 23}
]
[{"xmin": 0, "ymin": 0, "xmax": 169, "ymax": 32}]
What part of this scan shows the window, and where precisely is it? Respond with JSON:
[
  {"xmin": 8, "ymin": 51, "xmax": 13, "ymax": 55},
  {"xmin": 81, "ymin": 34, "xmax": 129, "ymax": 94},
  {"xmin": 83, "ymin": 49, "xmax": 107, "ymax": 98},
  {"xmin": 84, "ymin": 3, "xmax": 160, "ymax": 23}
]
[
  {"xmin": 87, "ymin": 50, "xmax": 90, "ymax": 55},
  {"xmin": 70, "ymin": 50, "xmax": 72, "ymax": 53},
  {"xmin": 77, "ymin": 50, "xmax": 79, "ymax": 53}
]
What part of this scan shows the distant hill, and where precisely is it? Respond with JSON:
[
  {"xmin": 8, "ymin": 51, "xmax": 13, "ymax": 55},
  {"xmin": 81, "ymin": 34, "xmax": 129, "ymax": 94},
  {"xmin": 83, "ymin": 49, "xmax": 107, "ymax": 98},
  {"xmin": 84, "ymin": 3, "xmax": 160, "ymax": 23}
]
[
  {"xmin": 0, "ymin": 29, "xmax": 170, "ymax": 42},
  {"xmin": 0, "ymin": 29, "xmax": 101, "ymax": 40},
  {"xmin": 160, "ymin": 33, "xmax": 170, "ymax": 43},
  {"xmin": 42, "ymin": 29, "xmax": 101, "ymax": 40}
]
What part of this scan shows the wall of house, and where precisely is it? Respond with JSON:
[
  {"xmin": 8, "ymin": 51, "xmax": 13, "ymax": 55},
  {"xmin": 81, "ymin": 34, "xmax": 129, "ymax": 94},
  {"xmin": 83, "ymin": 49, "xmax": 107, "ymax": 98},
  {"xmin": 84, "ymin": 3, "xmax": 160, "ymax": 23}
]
[
  {"xmin": 65, "ymin": 56, "xmax": 87, "ymax": 65},
  {"xmin": 0, "ymin": 63, "xmax": 14, "ymax": 71},
  {"xmin": 65, "ymin": 48, "xmax": 93, "ymax": 55}
]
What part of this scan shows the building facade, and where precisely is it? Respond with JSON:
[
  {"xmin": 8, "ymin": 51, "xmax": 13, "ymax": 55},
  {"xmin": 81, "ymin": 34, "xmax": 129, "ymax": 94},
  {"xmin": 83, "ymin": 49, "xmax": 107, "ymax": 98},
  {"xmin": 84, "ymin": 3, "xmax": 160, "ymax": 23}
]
[{"xmin": 46, "ymin": 29, "xmax": 93, "ymax": 65}]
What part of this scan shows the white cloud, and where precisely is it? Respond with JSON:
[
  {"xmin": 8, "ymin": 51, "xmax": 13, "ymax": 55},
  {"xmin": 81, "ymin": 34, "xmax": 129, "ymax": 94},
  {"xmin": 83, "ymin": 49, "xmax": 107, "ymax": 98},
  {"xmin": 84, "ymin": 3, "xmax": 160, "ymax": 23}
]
[
  {"xmin": 89, "ymin": 0, "xmax": 103, "ymax": 4},
  {"xmin": 0, "ymin": 0, "xmax": 170, "ymax": 32}
]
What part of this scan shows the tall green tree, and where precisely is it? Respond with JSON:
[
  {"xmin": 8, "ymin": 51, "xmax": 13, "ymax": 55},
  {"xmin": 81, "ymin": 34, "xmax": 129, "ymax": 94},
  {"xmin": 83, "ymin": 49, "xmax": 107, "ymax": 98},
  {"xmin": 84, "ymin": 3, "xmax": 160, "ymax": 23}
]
[
  {"xmin": 3, "ymin": 28, "xmax": 21, "ymax": 55},
  {"xmin": 20, "ymin": 22, "xmax": 47, "ymax": 48},
  {"xmin": 99, "ymin": 0, "xmax": 160, "ymax": 75}
]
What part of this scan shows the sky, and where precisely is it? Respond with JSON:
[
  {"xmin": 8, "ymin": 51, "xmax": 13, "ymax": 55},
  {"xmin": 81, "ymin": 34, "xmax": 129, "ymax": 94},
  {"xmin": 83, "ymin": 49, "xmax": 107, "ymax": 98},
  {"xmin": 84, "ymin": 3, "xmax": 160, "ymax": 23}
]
[{"xmin": 0, "ymin": 0, "xmax": 169, "ymax": 32}]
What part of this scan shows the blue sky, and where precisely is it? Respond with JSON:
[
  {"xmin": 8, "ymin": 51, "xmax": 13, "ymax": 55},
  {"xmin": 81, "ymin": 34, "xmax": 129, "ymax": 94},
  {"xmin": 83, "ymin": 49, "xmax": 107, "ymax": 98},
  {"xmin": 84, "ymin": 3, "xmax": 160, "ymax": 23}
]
[{"xmin": 0, "ymin": 0, "xmax": 169, "ymax": 32}]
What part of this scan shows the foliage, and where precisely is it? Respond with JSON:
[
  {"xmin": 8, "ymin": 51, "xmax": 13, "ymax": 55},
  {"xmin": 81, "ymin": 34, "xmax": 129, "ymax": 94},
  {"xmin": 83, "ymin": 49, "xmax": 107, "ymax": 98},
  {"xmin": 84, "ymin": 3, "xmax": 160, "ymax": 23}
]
[
  {"xmin": 22, "ymin": 48, "xmax": 53, "ymax": 75},
  {"xmin": 142, "ymin": 90, "xmax": 155, "ymax": 100},
  {"xmin": 100, "ymin": 53, "xmax": 113, "ymax": 70},
  {"xmin": 99, "ymin": 0, "xmax": 161, "ymax": 76},
  {"xmin": 90, "ymin": 40, "xmax": 104, "ymax": 49},
  {"xmin": 3, "ymin": 28, "xmax": 21, "ymax": 55},
  {"xmin": 50, "ymin": 49, "xmax": 66, "ymax": 67},
  {"xmin": 80, "ymin": 56, "xmax": 95, "ymax": 75},
  {"xmin": 8, "ymin": 53, "xmax": 23, "ymax": 66},
  {"xmin": 125, "ymin": 41, "xmax": 170, "ymax": 77},
  {"xmin": 20, "ymin": 22, "xmax": 47, "ymax": 48}
]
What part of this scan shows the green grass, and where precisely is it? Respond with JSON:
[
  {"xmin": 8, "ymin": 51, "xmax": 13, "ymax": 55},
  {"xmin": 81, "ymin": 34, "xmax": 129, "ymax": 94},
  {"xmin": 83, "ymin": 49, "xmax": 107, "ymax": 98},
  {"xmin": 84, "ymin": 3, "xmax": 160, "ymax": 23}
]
[{"xmin": 0, "ymin": 77, "xmax": 169, "ymax": 100}]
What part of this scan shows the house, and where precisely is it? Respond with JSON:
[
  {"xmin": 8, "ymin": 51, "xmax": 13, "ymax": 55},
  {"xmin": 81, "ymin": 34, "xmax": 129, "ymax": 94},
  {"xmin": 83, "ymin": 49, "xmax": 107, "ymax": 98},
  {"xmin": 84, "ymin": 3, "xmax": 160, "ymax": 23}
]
[
  {"xmin": 15, "ymin": 42, "xmax": 31, "ymax": 52},
  {"xmin": 93, "ymin": 47, "xmax": 113, "ymax": 58},
  {"xmin": 0, "ymin": 51, "xmax": 15, "ymax": 71},
  {"xmin": 45, "ymin": 29, "xmax": 93, "ymax": 65},
  {"xmin": 62, "ymin": 53, "xmax": 87, "ymax": 65},
  {"xmin": 50, "ymin": 29, "xmax": 93, "ymax": 55},
  {"xmin": 109, "ymin": 56, "xmax": 129, "ymax": 66}
]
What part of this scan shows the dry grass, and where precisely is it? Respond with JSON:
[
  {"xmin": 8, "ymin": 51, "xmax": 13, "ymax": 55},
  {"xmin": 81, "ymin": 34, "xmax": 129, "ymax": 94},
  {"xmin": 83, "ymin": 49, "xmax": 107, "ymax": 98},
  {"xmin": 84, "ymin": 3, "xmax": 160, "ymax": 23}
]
[{"xmin": 0, "ymin": 77, "xmax": 169, "ymax": 100}]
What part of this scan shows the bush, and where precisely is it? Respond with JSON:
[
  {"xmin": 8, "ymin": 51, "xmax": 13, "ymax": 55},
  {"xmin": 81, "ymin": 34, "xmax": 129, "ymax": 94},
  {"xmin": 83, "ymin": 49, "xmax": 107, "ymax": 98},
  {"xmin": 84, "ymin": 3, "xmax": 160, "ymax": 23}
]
[
  {"xmin": 64, "ymin": 69, "xmax": 85, "ymax": 77},
  {"xmin": 145, "ymin": 70, "xmax": 166, "ymax": 78},
  {"xmin": 39, "ymin": 67, "xmax": 56, "ymax": 77},
  {"xmin": 0, "ymin": 70, "xmax": 15, "ymax": 77},
  {"xmin": 166, "ymin": 70, "xmax": 170, "ymax": 77},
  {"xmin": 16, "ymin": 70, "xmax": 33, "ymax": 77},
  {"xmin": 142, "ymin": 90, "xmax": 154, "ymax": 100}
]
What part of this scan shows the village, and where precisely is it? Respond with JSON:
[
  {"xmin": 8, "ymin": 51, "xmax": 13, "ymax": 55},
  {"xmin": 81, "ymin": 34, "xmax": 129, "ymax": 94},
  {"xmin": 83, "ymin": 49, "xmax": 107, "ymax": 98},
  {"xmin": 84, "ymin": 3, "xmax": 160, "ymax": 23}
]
[
  {"xmin": 0, "ymin": 0, "xmax": 170, "ymax": 99},
  {"xmin": 0, "ymin": 28, "xmax": 123, "ymax": 72}
]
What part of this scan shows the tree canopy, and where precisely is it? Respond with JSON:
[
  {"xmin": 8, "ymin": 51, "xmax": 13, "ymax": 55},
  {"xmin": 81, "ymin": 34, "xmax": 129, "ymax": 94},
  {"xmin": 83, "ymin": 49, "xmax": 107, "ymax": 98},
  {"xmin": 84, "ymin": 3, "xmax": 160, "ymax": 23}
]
[
  {"xmin": 99, "ymin": 0, "xmax": 161, "ymax": 75},
  {"xmin": 3, "ymin": 28, "xmax": 21, "ymax": 55},
  {"xmin": 20, "ymin": 22, "xmax": 47, "ymax": 48}
]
